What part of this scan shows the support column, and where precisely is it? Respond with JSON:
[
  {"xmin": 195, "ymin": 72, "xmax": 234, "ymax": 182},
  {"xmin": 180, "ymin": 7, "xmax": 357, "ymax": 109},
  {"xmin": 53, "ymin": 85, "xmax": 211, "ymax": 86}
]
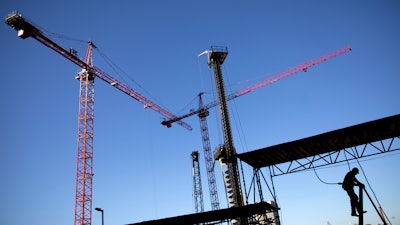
[{"xmin": 358, "ymin": 185, "xmax": 364, "ymax": 225}]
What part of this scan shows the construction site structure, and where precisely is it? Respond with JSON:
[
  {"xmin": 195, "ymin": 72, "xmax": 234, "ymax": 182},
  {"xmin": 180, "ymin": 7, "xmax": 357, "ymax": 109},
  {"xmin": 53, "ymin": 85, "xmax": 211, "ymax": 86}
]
[
  {"xmin": 5, "ymin": 11, "xmax": 191, "ymax": 225},
  {"xmin": 266, "ymin": 201, "xmax": 280, "ymax": 225},
  {"xmin": 193, "ymin": 46, "xmax": 352, "ymax": 216},
  {"xmin": 198, "ymin": 93, "xmax": 220, "ymax": 211},
  {"xmin": 205, "ymin": 47, "xmax": 246, "ymax": 224},
  {"xmin": 192, "ymin": 151, "xmax": 205, "ymax": 213},
  {"xmin": 127, "ymin": 113, "xmax": 400, "ymax": 225}
]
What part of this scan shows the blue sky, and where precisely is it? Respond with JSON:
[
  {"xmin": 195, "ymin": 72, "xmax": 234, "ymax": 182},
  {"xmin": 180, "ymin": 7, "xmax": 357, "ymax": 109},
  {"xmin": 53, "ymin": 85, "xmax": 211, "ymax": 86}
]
[{"xmin": 1, "ymin": 1, "xmax": 399, "ymax": 225}]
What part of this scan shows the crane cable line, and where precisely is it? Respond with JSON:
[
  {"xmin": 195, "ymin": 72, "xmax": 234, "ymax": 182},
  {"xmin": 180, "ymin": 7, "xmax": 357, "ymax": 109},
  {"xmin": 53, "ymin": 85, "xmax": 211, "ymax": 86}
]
[
  {"xmin": 223, "ymin": 66, "xmax": 254, "ymax": 205},
  {"xmin": 94, "ymin": 46, "xmax": 172, "ymax": 112},
  {"xmin": 308, "ymin": 149, "xmax": 393, "ymax": 225},
  {"xmin": 349, "ymin": 147, "xmax": 393, "ymax": 225},
  {"xmin": 44, "ymin": 30, "xmax": 88, "ymax": 43},
  {"xmin": 43, "ymin": 28, "xmax": 175, "ymax": 115},
  {"xmin": 19, "ymin": 15, "xmax": 87, "ymax": 44}
]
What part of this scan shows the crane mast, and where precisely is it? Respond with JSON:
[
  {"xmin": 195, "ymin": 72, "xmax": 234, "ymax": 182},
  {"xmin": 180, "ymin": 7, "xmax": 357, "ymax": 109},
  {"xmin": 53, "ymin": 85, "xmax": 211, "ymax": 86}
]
[
  {"xmin": 5, "ymin": 11, "xmax": 191, "ymax": 225},
  {"xmin": 191, "ymin": 151, "xmax": 204, "ymax": 213},
  {"xmin": 74, "ymin": 43, "xmax": 95, "ymax": 225},
  {"xmin": 198, "ymin": 93, "xmax": 220, "ymax": 210},
  {"xmin": 207, "ymin": 47, "xmax": 246, "ymax": 224}
]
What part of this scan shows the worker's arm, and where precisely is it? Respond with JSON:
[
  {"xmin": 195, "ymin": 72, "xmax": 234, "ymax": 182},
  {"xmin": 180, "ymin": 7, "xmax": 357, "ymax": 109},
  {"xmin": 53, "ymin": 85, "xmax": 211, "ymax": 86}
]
[{"xmin": 355, "ymin": 178, "xmax": 364, "ymax": 187}]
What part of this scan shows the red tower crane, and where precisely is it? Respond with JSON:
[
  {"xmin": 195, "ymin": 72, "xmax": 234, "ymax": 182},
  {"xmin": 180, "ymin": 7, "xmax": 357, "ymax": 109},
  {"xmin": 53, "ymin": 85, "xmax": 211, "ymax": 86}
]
[
  {"xmin": 5, "ymin": 11, "xmax": 191, "ymax": 225},
  {"xmin": 161, "ymin": 45, "xmax": 352, "ymax": 127}
]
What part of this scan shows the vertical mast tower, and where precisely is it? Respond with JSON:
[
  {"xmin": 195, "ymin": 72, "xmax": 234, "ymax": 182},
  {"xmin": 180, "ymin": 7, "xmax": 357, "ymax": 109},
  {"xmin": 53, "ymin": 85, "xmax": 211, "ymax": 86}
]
[
  {"xmin": 198, "ymin": 93, "xmax": 220, "ymax": 210},
  {"xmin": 74, "ymin": 42, "xmax": 95, "ymax": 225},
  {"xmin": 206, "ymin": 47, "xmax": 245, "ymax": 224},
  {"xmin": 192, "ymin": 151, "xmax": 204, "ymax": 213}
]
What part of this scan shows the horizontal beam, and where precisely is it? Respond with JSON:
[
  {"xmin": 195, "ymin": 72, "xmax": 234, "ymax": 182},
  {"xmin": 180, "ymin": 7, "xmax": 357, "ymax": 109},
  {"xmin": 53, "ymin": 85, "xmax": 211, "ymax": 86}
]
[
  {"xmin": 268, "ymin": 136, "xmax": 399, "ymax": 176},
  {"xmin": 238, "ymin": 114, "xmax": 400, "ymax": 168},
  {"xmin": 126, "ymin": 202, "xmax": 277, "ymax": 225}
]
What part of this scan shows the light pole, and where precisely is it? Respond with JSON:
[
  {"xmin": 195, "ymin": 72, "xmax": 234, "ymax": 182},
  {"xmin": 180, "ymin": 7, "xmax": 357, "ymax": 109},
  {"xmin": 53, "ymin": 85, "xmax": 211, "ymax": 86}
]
[{"xmin": 95, "ymin": 207, "xmax": 104, "ymax": 225}]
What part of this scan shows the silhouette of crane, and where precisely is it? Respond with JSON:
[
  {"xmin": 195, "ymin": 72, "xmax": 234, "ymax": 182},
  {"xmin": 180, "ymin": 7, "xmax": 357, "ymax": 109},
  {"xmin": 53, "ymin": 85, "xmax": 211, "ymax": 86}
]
[{"xmin": 5, "ymin": 11, "xmax": 191, "ymax": 225}]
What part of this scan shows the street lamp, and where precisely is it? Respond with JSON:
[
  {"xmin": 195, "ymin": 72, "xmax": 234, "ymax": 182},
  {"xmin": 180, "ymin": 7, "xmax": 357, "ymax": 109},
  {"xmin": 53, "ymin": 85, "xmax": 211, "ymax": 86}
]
[{"xmin": 95, "ymin": 207, "xmax": 104, "ymax": 225}]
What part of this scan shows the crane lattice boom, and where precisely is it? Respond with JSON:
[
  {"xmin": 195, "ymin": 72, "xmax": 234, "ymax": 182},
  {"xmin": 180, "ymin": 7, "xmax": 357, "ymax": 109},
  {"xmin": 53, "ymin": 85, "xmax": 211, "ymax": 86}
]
[
  {"xmin": 161, "ymin": 45, "xmax": 351, "ymax": 127},
  {"xmin": 5, "ymin": 11, "xmax": 192, "ymax": 130}
]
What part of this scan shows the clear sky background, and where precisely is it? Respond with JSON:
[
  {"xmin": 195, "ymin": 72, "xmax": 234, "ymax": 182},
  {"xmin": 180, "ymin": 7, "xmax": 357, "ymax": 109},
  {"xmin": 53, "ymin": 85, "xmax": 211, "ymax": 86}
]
[{"xmin": 1, "ymin": 1, "xmax": 399, "ymax": 225}]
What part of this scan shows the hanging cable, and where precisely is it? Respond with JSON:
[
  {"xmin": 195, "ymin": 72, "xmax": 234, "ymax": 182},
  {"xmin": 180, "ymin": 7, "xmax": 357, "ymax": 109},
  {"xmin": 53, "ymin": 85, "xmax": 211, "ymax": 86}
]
[
  {"xmin": 343, "ymin": 148, "xmax": 352, "ymax": 171},
  {"xmin": 350, "ymin": 147, "xmax": 380, "ymax": 204},
  {"xmin": 44, "ymin": 30, "xmax": 88, "ymax": 43},
  {"xmin": 350, "ymin": 147, "xmax": 393, "ymax": 225},
  {"xmin": 208, "ymin": 67, "xmax": 223, "ymax": 144},
  {"xmin": 197, "ymin": 53, "xmax": 207, "ymax": 95},
  {"xmin": 175, "ymin": 94, "xmax": 198, "ymax": 116},
  {"xmin": 21, "ymin": 15, "xmax": 87, "ymax": 43},
  {"xmin": 93, "ymin": 46, "xmax": 174, "ymax": 113},
  {"xmin": 307, "ymin": 158, "xmax": 342, "ymax": 185},
  {"xmin": 222, "ymin": 64, "xmax": 250, "ymax": 154}
]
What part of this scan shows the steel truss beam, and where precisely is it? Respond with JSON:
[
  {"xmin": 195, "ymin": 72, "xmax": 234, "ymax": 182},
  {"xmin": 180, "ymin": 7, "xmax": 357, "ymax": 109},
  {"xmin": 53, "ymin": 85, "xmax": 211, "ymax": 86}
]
[
  {"xmin": 268, "ymin": 136, "xmax": 400, "ymax": 177},
  {"xmin": 243, "ymin": 167, "xmax": 280, "ymax": 225}
]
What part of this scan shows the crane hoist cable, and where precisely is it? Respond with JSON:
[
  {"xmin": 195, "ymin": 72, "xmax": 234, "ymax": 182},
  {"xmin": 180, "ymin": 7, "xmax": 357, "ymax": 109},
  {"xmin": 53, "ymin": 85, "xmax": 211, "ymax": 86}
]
[
  {"xmin": 93, "ymin": 46, "xmax": 174, "ymax": 113},
  {"xmin": 44, "ymin": 30, "xmax": 88, "ymax": 43},
  {"xmin": 39, "ymin": 27, "xmax": 178, "ymax": 117}
]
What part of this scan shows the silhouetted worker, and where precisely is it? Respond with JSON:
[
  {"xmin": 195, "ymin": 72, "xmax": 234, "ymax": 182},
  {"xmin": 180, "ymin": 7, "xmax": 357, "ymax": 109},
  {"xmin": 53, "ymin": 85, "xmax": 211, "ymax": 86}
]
[{"xmin": 342, "ymin": 167, "xmax": 365, "ymax": 216}]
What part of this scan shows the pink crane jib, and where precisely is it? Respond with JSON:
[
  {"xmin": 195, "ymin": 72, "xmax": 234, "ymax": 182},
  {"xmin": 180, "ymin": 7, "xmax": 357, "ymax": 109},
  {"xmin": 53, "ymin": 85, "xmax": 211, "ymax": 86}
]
[{"xmin": 161, "ymin": 45, "xmax": 352, "ymax": 128}]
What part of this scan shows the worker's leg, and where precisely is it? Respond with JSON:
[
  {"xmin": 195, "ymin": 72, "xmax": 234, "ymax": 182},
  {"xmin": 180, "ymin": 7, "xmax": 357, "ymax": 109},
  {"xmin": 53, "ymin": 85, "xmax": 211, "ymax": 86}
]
[
  {"xmin": 344, "ymin": 188, "xmax": 358, "ymax": 216},
  {"xmin": 348, "ymin": 191, "xmax": 359, "ymax": 216}
]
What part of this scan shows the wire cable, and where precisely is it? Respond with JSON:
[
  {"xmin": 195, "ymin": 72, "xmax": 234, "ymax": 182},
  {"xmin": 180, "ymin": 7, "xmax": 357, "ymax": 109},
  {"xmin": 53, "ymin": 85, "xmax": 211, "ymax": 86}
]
[
  {"xmin": 308, "ymin": 160, "xmax": 342, "ymax": 185},
  {"xmin": 44, "ymin": 30, "xmax": 88, "ymax": 43},
  {"xmin": 343, "ymin": 148, "xmax": 352, "ymax": 171},
  {"xmin": 350, "ymin": 147, "xmax": 393, "ymax": 225},
  {"xmin": 94, "ymin": 46, "xmax": 173, "ymax": 113}
]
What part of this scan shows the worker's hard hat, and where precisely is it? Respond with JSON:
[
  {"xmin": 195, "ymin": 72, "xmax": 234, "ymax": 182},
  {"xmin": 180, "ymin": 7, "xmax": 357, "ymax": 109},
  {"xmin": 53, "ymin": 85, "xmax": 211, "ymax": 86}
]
[{"xmin": 352, "ymin": 168, "xmax": 359, "ymax": 173}]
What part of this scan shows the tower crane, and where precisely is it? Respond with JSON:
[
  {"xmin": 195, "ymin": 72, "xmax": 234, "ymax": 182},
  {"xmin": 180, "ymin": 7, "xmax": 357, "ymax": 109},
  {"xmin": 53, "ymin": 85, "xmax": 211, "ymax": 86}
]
[
  {"xmin": 198, "ymin": 93, "xmax": 221, "ymax": 211},
  {"xmin": 176, "ymin": 46, "xmax": 351, "ymax": 217},
  {"xmin": 191, "ymin": 151, "xmax": 205, "ymax": 213},
  {"xmin": 197, "ymin": 45, "xmax": 351, "ymax": 223},
  {"xmin": 207, "ymin": 47, "xmax": 246, "ymax": 225},
  {"xmin": 161, "ymin": 45, "xmax": 352, "ymax": 128},
  {"xmin": 5, "ymin": 11, "xmax": 191, "ymax": 225}
]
